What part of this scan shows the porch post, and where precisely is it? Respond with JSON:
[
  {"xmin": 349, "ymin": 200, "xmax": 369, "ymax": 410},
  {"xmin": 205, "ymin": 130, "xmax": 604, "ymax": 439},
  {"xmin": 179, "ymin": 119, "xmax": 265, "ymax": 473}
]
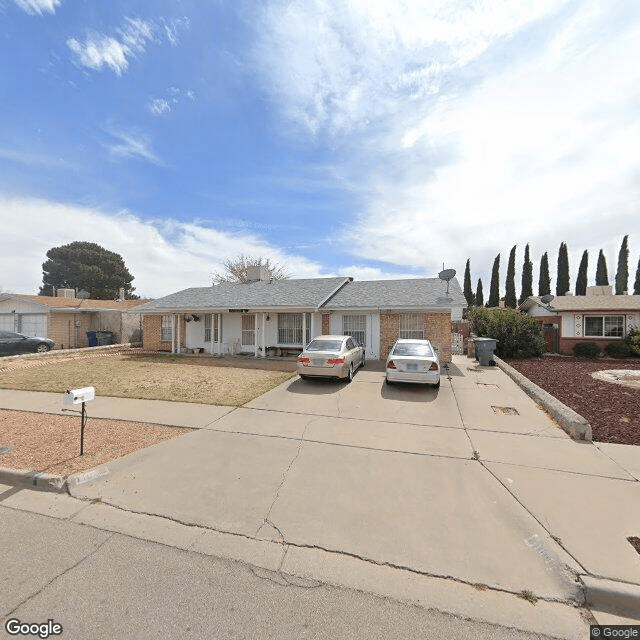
[
  {"xmin": 302, "ymin": 311, "xmax": 307, "ymax": 347},
  {"xmin": 171, "ymin": 315, "xmax": 175, "ymax": 354},
  {"xmin": 261, "ymin": 312, "xmax": 266, "ymax": 358},
  {"xmin": 176, "ymin": 315, "xmax": 181, "ymax": 354},
  {"xmin": 209, "ymin": 314, "xmax": 214, "ymax": 355},
  {"xmin": 254, "ymin": 313, "xmax": 258, "ymax": 358}
]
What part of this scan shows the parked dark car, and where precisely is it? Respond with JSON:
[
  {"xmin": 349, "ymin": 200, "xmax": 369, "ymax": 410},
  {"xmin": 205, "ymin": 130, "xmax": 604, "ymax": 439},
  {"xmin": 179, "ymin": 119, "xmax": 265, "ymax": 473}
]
[{"xmin": 0, "ymin": 331, "xmax": 54, "ymax": 356}]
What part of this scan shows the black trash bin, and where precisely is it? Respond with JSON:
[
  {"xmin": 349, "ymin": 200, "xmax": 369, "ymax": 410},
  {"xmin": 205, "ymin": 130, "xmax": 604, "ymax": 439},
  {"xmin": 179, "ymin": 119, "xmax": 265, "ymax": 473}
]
[
  {"xmin": 473, "ymin": 337, "xmax": 498, "ymax": 366},
  {"xmin": 95, "ymin": 331, "xmax": 114, "ymax": 346},
  {"xmin": 86, "ymin": 331, "xmax": 98, "ymax": 347}
]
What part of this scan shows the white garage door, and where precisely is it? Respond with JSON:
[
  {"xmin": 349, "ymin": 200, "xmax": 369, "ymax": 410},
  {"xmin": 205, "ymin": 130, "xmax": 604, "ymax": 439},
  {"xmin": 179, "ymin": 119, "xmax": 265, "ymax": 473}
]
[{"xmin": 13, "ymin": 314, "xmax": 47, "ymax": 337}]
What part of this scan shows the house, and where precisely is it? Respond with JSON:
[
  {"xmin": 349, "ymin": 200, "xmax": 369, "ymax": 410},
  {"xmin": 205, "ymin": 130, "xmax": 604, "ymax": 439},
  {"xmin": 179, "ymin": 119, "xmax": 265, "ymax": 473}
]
[
  {"xmin": 518, "ymin": 286, "xmax": 640, "ymax": 354},
  {"xmin": 0, "ymin": 289, "xmax": 146, "ymax": 349},
  {"xmin": 134, "ymin": 267, "xmax": 467, "ymax": 361}
]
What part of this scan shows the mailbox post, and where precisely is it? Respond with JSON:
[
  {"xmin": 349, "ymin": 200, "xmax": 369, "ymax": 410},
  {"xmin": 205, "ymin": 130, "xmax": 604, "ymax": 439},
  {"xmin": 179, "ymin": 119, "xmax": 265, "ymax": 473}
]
[{"xmin": 63, "ymin": 387, "xmax": 95, "ymax": 455}]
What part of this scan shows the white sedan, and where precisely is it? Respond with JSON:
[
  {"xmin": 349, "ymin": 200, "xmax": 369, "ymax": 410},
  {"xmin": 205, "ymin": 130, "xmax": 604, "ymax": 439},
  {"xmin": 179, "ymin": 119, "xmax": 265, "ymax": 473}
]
[{"xmin": 385, "ymin": 339, "xmax": 440, "ymax": 387}]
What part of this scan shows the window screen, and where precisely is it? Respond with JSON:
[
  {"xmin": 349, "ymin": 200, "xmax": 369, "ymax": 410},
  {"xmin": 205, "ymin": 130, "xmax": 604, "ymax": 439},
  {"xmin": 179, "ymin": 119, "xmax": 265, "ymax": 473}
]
[
  {"xmin": 399, "ymin": 313, "xmax": 424, "ymax": 339},
  {"xmin": 161, "ymin": 315, "xmax": 173, "ymax": 342},
  {"xmin": 241, "ymin": 314, "xmax": 255, "ymax": 345},
  {"xmin": 342, "ymin": 315, "xmax": 366, "ymax": 347},
  {"xmin": 278, "ymin": 313, "xmax": 311, "ymax": 345}
]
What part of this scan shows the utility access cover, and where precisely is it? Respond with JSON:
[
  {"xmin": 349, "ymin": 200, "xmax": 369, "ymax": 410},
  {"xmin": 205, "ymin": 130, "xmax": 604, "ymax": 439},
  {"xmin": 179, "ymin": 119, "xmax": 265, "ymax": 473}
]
[{"xmin": 492, "ymin": 406, "xmax": 519, "ymax": 415}]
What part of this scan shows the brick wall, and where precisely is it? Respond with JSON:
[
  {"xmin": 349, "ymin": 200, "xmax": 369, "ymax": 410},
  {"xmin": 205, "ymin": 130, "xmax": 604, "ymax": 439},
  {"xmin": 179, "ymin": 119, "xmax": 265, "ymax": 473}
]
[
  {"xmin": 48, "ymin": 312, "xmax": 96, "ymax": 349},
  {"xmin": 380, "ymin": 313, "xmax": 399, "ymax": 360},
  {"xmin": 143, "ymin": 314, "xmax": 184, "ymax": 351},
  {"xmin": 424, "ymin": 311, "xmax": 452, "ymax": 362},
  {"xmin": 558, "ymin": 336, "xmax": 621, "ymax": 355},
  {"xmin": 321, "ymin": 313, "xmax": 331, "ymax": 335}
]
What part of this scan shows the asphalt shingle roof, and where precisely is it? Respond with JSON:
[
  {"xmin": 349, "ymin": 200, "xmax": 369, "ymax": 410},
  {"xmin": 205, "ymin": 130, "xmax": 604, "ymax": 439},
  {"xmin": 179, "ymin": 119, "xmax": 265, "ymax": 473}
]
[
  {"xmin": 523, "ymin": 294, "xmax": 640, "ymax": 312},
  {"xmin": 321, "ymin": 277, "xmax": 467, "ymax": 310},
  {"xmin": 1, "ymin": 294, "xmax": 147, "ymax": 311},
  {"xmin": 133, "ymin": 278, "xmax": 351, "ymax": 312}
]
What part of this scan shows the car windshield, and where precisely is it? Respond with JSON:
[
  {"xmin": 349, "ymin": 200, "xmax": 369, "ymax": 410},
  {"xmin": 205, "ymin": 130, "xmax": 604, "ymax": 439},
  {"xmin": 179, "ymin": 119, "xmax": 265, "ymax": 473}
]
[
  {"xmin": 392, "ymin": 343, "xmax": 434, "ymax": 357},
  {"xmin": 306, "ymin": 339, "xmax": 344, "ymax": 352}
]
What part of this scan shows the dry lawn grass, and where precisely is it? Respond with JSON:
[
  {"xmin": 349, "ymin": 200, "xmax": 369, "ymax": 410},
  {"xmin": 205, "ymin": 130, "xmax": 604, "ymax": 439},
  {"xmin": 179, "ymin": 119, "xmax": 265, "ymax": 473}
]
[
  {"xmin": 0, "ymin": 354, "xmax": 294, "ymax": 406},
  {"xmin": 0, "ymin": 409, "xmax": 192, "ymax": 476}
]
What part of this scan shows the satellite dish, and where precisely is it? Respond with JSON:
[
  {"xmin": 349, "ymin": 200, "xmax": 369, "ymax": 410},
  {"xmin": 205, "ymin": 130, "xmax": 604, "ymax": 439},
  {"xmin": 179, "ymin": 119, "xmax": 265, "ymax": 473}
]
[
  {"xmin": 436, "ymin": 296, "xmax": 454, "ymax": 305},
  {"xmin": 438, "ymin": 268, "xmax": 457, "ymax": 294},
  {"xmin": 77, "ymin": 290, "xmax": 90, "ymax": 299},
  {"xmin": 540, "ymin": 294, "xmax": 555, "ymax": 304}
]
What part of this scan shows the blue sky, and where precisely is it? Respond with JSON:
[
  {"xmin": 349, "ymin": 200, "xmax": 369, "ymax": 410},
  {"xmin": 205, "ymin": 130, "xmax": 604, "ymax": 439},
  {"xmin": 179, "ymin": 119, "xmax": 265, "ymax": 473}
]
[{"xmin": 1, "ymin": 0, "xmax": 638, "ymax": 298}]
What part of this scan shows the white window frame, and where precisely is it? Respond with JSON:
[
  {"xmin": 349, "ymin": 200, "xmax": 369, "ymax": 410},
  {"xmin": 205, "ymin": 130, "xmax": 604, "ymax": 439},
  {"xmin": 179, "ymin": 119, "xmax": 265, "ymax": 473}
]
[
  {"xmin": 342, "ymin": 314, "xmax": 367, "ymax": 347},
  {"xmin": 277, "ymin": 313, "xmax": 310, "ymax": 346},
  {"xmin": 399, "ymin": 313, "xmax": 424, "ymax": 339},
  {"xmin": 204, "ymin": 314, "xmax": 219, "ymax": 343},
  {"xmin": 584, "ymin": 315, "xmax": 624, "ymax": 338},
  {"xmin": 161, "ymin": 315, "xmax": 173, "ymax": 342}
]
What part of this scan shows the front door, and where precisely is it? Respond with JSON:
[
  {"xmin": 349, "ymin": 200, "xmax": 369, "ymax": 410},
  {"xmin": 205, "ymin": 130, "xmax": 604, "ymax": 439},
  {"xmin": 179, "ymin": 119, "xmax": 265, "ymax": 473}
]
[{"xmin": 241, "ymin": 314, "xmax": 256, "ymax": 351}]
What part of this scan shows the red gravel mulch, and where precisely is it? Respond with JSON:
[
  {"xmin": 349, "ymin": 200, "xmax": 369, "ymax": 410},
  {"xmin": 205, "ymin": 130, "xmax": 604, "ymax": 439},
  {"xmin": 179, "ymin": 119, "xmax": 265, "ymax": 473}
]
[{"xmin": 504, "ymin": 357, "xmax": 640, "ymax": 446}]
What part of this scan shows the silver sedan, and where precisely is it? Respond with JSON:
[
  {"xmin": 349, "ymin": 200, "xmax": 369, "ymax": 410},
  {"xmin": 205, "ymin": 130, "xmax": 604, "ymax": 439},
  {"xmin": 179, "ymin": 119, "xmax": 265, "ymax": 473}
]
[
  {"xmin": 385, "ymin": 339, "xmax": 440, "ymax": 387},
  {"xmin": 297, "ymin": 335, "xmax": 365, "ymax": 382}
]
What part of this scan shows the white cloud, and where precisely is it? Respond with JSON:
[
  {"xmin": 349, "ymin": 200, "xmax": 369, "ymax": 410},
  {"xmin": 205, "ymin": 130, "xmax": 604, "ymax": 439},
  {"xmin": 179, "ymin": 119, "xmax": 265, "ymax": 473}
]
[
  {"xmin": 0, "ymin": 196, "xmax": 329, "ymax": 298},
  {"xmin": 12, "ymin": 0, "xmax": 60, "ymax": 15},
  {"xmin": 252, "ymin": 0, "xmax": 640, "ymax": 291},
  {"xmin": 149, "ymin": 98, "xmax": 171, "ymax": 116},
  {"xmin": 106, "ymin": 129, "xmax": 162, "ymax": 165},
  {"xmin": 67, "ymin": 17, "xmax": 155, "ymax": 75}
]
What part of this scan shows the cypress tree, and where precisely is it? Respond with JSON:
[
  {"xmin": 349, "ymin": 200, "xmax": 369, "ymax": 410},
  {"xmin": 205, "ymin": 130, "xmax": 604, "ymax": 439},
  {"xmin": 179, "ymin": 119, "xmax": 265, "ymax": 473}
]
[
  {"xmin": 519, "ymin": 243, "xmax": 533, "ymax": 304},
  {"xmin": 634, "ymin": 257, "xmax": 640, "ymax": 295},
  {"xmin": 615, "ymin": 235, "xmax": 629, "ymax": 294},
  {"xmin": 596, "ymin": 249, "xmax": 609, "ymax": 285},
  {"xmin": 575, "ymin": 250, "xmax": 588, "ymax": 295},
  {"xmin": 505, "ymin": 245, "xmax": 517, "ymax": 308},
  {"xmin": 463, "ymin": 259, "xmax": 474, "ymax": 306},
  {"xmin": 475, "ymin": 278, "xmax": 484, "ymax": 307},
  {"xmin": 538, "ymin": 252, "xmax": 551, "ymax": 296},
  {"xmin": 556, "ymin": 242, "xmax": 570, "ymax": 296},
  {"xmin": 487, "ymin": 254, "xmax": 500, "ymax": 307}
]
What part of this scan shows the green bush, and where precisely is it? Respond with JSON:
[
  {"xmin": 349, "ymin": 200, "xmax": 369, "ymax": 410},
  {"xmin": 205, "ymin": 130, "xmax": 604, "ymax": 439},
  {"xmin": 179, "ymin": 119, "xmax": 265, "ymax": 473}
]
[
  {"xmin": 467, "ymin": 307, "xmax": 545, "ymax": 358},
  {"xmin": 625, "ymin": 327, "xmax": 640, "ymax": 356},
  {"xmin": 572, "ymin": 341, "xmax": 601, "ymax": 358},
  {"xmin": 604, "ymin": 342, "xmax": 631, "ymax": 358}
]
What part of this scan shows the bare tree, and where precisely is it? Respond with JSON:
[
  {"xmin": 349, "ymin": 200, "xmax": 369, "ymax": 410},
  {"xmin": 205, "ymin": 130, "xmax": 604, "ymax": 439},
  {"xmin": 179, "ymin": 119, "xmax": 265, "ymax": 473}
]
[{"xmin": 212, "ymin": 255, "xmax": 291, "ymax": 284}]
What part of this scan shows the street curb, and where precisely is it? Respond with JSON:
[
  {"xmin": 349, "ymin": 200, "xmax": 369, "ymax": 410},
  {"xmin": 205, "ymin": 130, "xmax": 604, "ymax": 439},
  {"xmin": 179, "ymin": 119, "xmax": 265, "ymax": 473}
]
[
  {"xmin": 493, "ymin": 356, "xmax": 592, "ymax": 441},
  {"xmin": 0, "ymin": 342, "xmax": 137, "ymax": 363},
  {"xmin": 581, "ymin": 575, "xmax": 640, "ymax": 621},
  {"xmin": 0, "ymin": 467, "xmax": 68, "ymax": 493}
]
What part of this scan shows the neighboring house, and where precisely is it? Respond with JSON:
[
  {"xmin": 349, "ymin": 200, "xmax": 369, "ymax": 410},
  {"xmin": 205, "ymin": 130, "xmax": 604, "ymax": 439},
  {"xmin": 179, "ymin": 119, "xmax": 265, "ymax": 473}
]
[
  {"xmin": 133, "ymin": 268, "xmax": 466, "ymax": 362},
  {"xmin": 0, "ymin": 289, "xmax": 146, "ymax": 349},
  {"xmin": 519, "ymin": 286, "xmax": 640, "ymax": 354}
]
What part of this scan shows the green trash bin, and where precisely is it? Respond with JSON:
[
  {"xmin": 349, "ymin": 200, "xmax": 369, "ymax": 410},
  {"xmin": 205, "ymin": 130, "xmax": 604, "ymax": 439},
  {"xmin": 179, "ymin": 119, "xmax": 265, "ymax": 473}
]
[{"xmin": 95, "ymin": 331, "xmax": 114, "ymax": 346}]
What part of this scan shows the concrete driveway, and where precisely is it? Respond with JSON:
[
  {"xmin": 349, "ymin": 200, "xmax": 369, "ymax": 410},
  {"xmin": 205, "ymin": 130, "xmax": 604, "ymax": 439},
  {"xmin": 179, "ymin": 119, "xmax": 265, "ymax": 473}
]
[{"xmin": 4, "ymin": 356, "xmax": 640, "ymax": 634}]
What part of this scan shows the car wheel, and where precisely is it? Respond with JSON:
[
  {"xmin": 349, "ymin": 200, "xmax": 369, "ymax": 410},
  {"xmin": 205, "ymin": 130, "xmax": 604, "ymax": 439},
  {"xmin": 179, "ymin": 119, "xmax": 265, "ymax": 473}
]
[
  {"xmin": 361, "ymin": 352, "xmax": 366, "ymax": 368},
  {"xmin": 299, "ymin": 374, "xmax": 310, "ymax": 380},
  {"xmin": 35, "ymin": 343, "xmax": 50, "ymax": 353},
  {"xmin": 433, "ymin": 378, "xmax": 441, "ymax": 389},
  {"xmin": 347, "ymin": 364, "xmax": 354, "ymax": 382},
  {"xmin": 385, "ymin": 377, "xmax": 395, "ymax": 386}
]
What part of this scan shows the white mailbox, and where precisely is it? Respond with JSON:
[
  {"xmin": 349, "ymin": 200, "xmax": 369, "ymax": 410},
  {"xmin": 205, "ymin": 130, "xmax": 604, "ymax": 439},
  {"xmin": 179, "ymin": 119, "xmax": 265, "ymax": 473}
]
[{"xmin": 63, "ymin": 386, "xmax": 95, "ymax": 406}]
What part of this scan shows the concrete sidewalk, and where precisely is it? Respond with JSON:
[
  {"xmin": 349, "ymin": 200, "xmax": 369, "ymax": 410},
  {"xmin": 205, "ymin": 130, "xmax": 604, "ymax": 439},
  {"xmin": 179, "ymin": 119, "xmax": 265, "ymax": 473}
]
[{"xmin": 1, "ymin": 356, "xmax": 639, "ymax": 632}]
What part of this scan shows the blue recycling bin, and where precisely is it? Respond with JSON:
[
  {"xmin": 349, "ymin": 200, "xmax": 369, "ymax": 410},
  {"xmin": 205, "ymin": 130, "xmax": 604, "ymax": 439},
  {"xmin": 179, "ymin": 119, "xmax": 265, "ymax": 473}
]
[{"xmin": 86, "ymin": 331, "xmax": 98, "ymax": 347}]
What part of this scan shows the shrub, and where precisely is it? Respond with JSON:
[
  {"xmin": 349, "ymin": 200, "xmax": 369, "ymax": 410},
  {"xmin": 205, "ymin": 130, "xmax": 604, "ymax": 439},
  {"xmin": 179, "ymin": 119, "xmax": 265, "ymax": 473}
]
[
  {"xmin": 604, "ymin": 342, "xmax": 631, "ymax": 358},
  {"xmin": 467, "ymin": 307, "xmax": 545, "ymax": 358},
  {"xmin": 573, "ymin": 341, "xmax": 601, "ymax": 358},
  {"xmin": 625, "ymin": 327, "xmax": 640, "ymax": 356}
]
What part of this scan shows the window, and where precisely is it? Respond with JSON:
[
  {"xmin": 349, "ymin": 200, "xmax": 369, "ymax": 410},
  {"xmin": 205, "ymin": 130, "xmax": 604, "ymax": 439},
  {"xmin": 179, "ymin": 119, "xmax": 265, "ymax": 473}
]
[
  {"xmin": 161, "ymin": 315, "xmax": 173, "ymax": 342},
  {"xmin": 241, "ymin": 314, "xmax": 255, "ymax": 345},
  {"xmin": 204, "ymin": 314, "xmax": 219, "ymax": 343},
  {"xmin": 392, "ymin": 342, "xmax": 434, "ymax": 357},
  {"xmin": 277, "ymin": 313, "xmax": 311, "ymax": 345},
  {"xmin": 584, "ymin": 315, "xmax": 624, "ymax": 338},
  {"xmin": 399, "ymin": 313, "xmax": 424, "ymax": 339},
  {"xmin": 342, "ymin": 314, "xmax": 366, "ymax": 347}
]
